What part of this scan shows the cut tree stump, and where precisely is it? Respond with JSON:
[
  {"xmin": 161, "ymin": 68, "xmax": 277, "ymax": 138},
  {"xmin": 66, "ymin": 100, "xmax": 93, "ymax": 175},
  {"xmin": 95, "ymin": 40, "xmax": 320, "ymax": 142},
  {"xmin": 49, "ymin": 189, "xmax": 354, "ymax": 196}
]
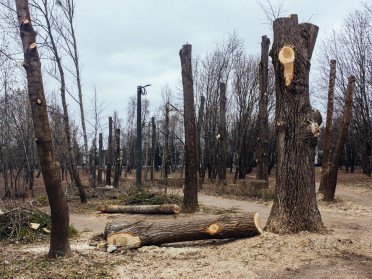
[
  {"xmin": 99, "ymin": 204, "xmax": 181, "ymax": 214},
  {"xmin": 103, "ymin": 212, "xmax": 263, "ymax": 249}
]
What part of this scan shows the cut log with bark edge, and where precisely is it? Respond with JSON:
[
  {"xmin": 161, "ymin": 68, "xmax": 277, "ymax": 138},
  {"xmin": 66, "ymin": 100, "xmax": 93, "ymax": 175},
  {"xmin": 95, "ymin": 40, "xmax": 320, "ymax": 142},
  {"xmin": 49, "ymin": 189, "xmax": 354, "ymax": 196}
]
[
  {"xmin": 103, "ymin": 212, "xmax": 263, "ymax": 249},
  {"xmin": 99, "ymin": 204, "xmax": 181, "ymax": 214}
]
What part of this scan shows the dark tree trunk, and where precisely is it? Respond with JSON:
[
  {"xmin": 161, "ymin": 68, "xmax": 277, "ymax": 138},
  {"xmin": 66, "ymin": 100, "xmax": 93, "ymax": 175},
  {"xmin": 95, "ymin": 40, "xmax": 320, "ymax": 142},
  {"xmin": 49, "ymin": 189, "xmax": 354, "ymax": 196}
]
[
  {"xmin": 324, "ymin": 76, "xmax": 355, "ymax": 201},
  {"xmin": 151, "ymin": 117, "xmax": 156, "ymax": 184},
  {"xmin": 218, "ymin": 82, "xmax": 227, "ymax": 184},
  {"xmin": 15, "ymin": 0, "xmax": 72, "ymax": 257},
  {"xmin": 180, "ymin": 44, "xmax": 198, "ymax": 213},
  {"xmin": 163, "ymin": 103, "xmax": 169, "ymax": 192},
  {"xmin": 265, "ymin": 15, "xmax": 325, "ymax": 234},
  {"xmin": 113, "ymin": 129, "xmax": 121, "ymax": 187},
  {"xmin": 98, "ymin": 133, "xmax": 103, "ymax": 185},
  {"xmin": 256, "ymin": 35, "xmax": 270, "ymax": 181},
  {"xmin": 319, "ymin": 59, "xmax": 336, "ymax": 194},
  {"xmin": 106, "ymin": 117, "xmax": 113, "ymax": 185}
]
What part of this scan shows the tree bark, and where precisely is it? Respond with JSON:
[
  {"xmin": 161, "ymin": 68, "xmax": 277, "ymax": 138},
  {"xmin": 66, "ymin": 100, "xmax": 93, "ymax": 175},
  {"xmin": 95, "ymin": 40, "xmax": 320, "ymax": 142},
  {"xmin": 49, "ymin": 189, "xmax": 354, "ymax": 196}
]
[
  {"xmin": 218, "ymin": 82, "xmax": 227, "ymax": 184},
  {"xmin": 163, "ymin": 103, "xmax": 169, "ymax": 192},
  {"xmin": 256, "ymin": 35, "xmax": 270, "ymax": 181},
  {"xmin": 318, "ymin": 59, "xmax": 337, "ymax": 194},
  {"xmin": 151, "ymin": 117, "xmax": 156, "ymax": 184},
  {"xmin": 104, "ymin": 212, "xmax": 263, "ymax": 249},
  {"xmin": 180, "ymin": 44, "xmax": 199, "ymax": 213},
  {"xmin": 99, "ymin": 204, "xmax": 181, "ymax": 214},
  {"xmin": 98, "ymin": 133, "xmax": 103, "ymax": 185},
  {"xmin": 265, "ymin": 15, "xmax": 325, "ymax": 234},
  {"xmin": 106, "ymin": 117, "xmax": 113, "ymax": 185},
  {"xmin": 113, "ymin": 129, "xmax": 121, "ymax": 187},
  {"xmin": 15, "ymin": 0, "xmax": 72, "ymax": 257},
  {"xmin": 324, "ymin": 76, "xmax": 355, "ymax": 201}
]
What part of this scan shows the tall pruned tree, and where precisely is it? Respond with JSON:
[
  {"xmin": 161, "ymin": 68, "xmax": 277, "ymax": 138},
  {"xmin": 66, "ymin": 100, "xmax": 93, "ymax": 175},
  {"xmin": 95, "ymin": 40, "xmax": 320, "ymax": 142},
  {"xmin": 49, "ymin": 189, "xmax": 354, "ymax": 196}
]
[
  {"xmin": 265, "ymin": 14, "xmax": 325, "ymax": 233},
  {"xmin": 14, "ymin": 0, "xmax": 72, "ymax": 257}
]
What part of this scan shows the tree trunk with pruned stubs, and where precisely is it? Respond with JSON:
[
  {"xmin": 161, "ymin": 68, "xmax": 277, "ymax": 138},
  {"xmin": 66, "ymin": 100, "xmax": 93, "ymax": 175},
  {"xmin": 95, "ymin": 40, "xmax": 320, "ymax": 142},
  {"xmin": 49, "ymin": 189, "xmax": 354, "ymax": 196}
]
[
  {"xmin": 15, "ymin": 0, "xmax": 72, "ymax": 258},
  {"xmin": 265, "ymin": 14, "xmax": 325, "ymax": 234}
]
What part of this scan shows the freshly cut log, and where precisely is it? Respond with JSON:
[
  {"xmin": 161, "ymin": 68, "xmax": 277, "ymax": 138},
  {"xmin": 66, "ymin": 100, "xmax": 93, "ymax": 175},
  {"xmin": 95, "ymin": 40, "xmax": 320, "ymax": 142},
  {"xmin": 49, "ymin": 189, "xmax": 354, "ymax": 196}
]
[
  {"xmin": 104, "ymin": 212, "xmax": 263, "ymax": 249},
  {"xmin": 99, "ymin": 204, "xmax": 181, "ymax": 214}
]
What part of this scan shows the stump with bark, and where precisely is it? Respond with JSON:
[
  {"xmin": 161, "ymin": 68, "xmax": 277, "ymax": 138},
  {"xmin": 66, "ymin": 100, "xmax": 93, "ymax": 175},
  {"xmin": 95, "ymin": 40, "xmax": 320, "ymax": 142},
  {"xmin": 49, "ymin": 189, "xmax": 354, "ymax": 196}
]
[
  {"xmin": 103, "ymin": 212, "xmax": 263, "ymax": 249},
  {"xmin": 265, "ymin": 14, "xmax": 325, "ymax": 234}
]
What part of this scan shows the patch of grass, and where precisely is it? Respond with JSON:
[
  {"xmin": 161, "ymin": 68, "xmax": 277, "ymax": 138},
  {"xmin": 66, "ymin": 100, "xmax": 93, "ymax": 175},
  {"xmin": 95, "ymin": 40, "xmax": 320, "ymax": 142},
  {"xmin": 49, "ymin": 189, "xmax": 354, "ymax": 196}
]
[
  {"xmin": 122, "ymin": 190, "xmax": 183, "ymax": 206},
  {"xmin": 35, "ymin": 196, "xmax": 49, "ymax": 207}
]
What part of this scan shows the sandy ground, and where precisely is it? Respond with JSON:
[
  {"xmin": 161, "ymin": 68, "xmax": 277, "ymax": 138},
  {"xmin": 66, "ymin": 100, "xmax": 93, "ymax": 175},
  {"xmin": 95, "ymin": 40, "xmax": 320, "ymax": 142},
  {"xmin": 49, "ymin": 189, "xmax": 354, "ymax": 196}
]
[{"xmin": 1, "ymin": 171, "xmax": 372, "ymax": 278}]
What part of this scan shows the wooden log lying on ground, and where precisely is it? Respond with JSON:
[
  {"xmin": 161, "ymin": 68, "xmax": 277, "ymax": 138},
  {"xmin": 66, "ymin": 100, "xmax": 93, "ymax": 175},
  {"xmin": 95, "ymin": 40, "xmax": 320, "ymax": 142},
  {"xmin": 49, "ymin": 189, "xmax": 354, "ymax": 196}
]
[
  {"xmin": 104, "ymin": 212, "xmax": 263, "ymax": 249},
  {"xmin": 99, "ymin": 204, "xmax": 181, "ymax": 214}
]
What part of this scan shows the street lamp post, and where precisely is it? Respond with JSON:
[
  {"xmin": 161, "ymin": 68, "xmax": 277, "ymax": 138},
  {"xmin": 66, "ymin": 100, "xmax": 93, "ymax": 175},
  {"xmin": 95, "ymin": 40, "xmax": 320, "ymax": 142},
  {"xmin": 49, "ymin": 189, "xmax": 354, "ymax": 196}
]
[{"xmin": 136, "ymin": 84, "xmax": 151, "ymax": 188}]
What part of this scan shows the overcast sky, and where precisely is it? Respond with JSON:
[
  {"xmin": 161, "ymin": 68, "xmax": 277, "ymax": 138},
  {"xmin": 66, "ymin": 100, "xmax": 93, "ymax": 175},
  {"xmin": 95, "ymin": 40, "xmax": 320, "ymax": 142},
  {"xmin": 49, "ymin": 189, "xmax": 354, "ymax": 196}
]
[{"xmin": 72, "ymin": 0, "xmax": 361, "ymax": 124}]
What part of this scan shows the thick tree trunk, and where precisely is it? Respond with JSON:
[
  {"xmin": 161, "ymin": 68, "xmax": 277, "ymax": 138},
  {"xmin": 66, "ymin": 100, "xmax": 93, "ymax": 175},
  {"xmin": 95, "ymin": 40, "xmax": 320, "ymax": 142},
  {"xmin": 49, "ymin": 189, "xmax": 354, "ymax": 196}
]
[
  {"xmin": 106, "ymin": 117, "xmax": 113, "ymax": 185},
  {"xmin": 218, "ymin": 82, "xmax": 227, "ymax": 184},
  {"xmin": 319, "ymin": 59, "xmax": 337, "ymax": 194},
  {"xmin": 180, "ymin": 44, "xmax": 199, "ymax": 213},
  {"xmin": 113, "ymin": 129, "xmax": 121, "ymax": 187},
  {"xmin": 104, "ymin": 212, "xmax": 263, "ymax": 249},
  {"xmin": 98, "ymin": 133, "xmax": 103, "ymax": 185},
  {"xmin": 265, "ymin": 15, "xmax": 325, "ymax": 234},
  {"xmin": 99, "ymin": 204, "xmax": 180, "ymax": 214},
  {"xmin": 256, "ymin": 35, "xmax": 270, "ymax": 181},
  {"xmin": 324, "ymin": 76, "xmax": 355, "ymax": 201},
  {"xmin": 15, "ymin": 0, "xmax": 72, "ymax": 257}
]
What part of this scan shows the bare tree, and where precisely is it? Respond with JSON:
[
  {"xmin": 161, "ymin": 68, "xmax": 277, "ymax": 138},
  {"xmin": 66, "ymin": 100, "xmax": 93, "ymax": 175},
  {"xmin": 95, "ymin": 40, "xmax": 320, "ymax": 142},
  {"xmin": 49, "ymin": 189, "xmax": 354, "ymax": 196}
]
[
  {"xmin": 14, "ymin": 0, "xmax": 71, "ymax": 257},
  {"xmin": 256, "ymin": 35, "xmax": 270, "ymax": 181},
  {"xmin": 55, "ymin": 0, "xmax": 89, "ymax": 170},
  {"xmin": 324, "ymin": 76, "xmax": 355, "ymax": 201},
  {"xmin": 180, "ymin": 44, "xmax": 198, "ymax": 213},
  {"xmin": 318, "ymin": 60, "xmax": 336, "ymax": 194}
]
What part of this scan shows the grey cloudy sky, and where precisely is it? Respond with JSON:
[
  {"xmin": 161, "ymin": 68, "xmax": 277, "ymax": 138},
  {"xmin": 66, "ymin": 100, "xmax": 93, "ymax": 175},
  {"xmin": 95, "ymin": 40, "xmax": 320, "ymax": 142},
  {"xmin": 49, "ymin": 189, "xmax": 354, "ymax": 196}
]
[{"xmin": 73, "ymin": 0, "xmax": 361, "ymax": 122}]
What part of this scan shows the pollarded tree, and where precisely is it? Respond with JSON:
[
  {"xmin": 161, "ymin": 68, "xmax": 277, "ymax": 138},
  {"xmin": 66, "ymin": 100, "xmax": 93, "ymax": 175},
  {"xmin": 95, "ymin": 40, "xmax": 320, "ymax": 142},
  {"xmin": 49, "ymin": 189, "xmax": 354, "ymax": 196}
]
[{"xmin": 265, "ymin": 14, "xmax": 325, "ymax": 233}]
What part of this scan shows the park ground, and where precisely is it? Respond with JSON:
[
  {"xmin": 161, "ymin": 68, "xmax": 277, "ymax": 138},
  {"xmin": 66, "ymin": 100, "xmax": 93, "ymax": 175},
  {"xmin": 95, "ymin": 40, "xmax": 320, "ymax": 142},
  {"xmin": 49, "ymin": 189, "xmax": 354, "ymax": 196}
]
[{"xmin": 0, "ymin": 168, "xmax": 371, "ymax": 279}]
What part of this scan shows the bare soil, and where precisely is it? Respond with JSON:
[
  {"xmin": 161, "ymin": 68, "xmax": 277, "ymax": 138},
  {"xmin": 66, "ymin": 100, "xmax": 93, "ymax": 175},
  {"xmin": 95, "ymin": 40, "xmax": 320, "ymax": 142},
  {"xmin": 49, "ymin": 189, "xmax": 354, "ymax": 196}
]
[{"xmin": 1, "ymin": 169, "xmax": 371, "ymax": 278}]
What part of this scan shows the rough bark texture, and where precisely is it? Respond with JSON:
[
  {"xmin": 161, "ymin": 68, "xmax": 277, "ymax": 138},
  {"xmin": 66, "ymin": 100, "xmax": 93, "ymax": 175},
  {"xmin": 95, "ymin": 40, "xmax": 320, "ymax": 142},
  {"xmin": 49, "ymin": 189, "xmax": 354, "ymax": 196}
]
[
  {"xmin": 265, "ymin": 15, "xmax": 325, "ymax": 234},
  {"xmin": 104, "ymin": 212, "xmax": 262, "ymax": 249},
  {"xmin": 113, "ymin": 129, "xmax": 121, "ymax": 187},
  {"xmin": 99, "ymin": 204, "xmax": 180, "ymax": 214},
  {"xmin": 324, "ymin": 76, "xmax": 355, "ymax": 201},
  {"xmin": 256, "ymin": 35, "xmax": 270, "ymax": 181},
  {"xmin": 106, "ymin": 117, "xmax": 113, "ymax": 185},
  {"xmin": 98, "ymin": 133, "xmax": 103, "ymax": 185},
  {"xmin": 15, "ymin": 0, "xmax": 72, "ymax": 257},
  {"xmin": 180, "ymin": 44, "xmax": 199, "ymax": 213},
  {"xmin": 319, "ymin": 60, "xmax": 337, "ymax": 194},
  {"xmin": 218, "ymin": 82, "xmax": 227, "ymax": 184}
]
